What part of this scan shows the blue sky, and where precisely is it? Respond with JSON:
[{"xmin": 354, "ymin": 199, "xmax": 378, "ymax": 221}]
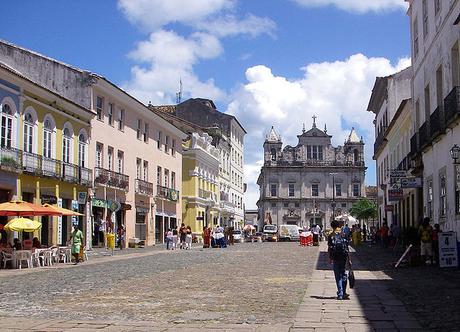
[{"xmin": 1, "ymin": 0, "xmax": 410, "ymax": 208}]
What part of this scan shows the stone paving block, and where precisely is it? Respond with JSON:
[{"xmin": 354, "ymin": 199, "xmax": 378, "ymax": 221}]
[
  {"xmin": 312, "ymin": 327, "xmax": 345, "ymax": 332},
  {"xmin": 393, "ymin": 320, "xmax": 422, "ymax": 329},
  {"xmin": 255, "ymin": 324, "xmax": 291, "ymax": 332},
  {"xmin": 344, "ymin": 323, "xmax": 375, "ymax": 332},
  {"xmin": 370, "ymin": 321, "xmax": 396, "ymax": 329}
]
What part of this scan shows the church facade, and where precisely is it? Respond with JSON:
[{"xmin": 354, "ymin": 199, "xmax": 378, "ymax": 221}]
[{"xmin": 257, "ymin": 118, "xmax": 366, "ymax": 229}]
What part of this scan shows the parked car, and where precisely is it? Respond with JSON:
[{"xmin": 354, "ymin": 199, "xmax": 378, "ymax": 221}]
[
  {"xmin": 263, "ymin": 224, "xmax": 278, "ymax": 242},
  {"xmin": 233, "ymin": 229, "xmax": 243, "ymax": 242}
]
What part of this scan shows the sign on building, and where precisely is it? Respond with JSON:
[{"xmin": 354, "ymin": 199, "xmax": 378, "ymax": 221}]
[
  {"xmin": 57, "ymin": 198, "xmax": 62, "ymax": 244},
  {"xmin": 439, "ymin": 232, "xmax": 458, "ymax": 268},
  {"xmin": 388, "ymin": 189, "xmax": 403, "ymax": 201},
  {"xmin": 390, "ymin": 170, "xmax": 407, "ymax": 178},
  {"xmin": 400, "ymin": 177, "xmax": 423, "ymax": 188}
]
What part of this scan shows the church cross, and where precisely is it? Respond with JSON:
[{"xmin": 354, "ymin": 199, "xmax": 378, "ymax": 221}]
[{"xmin": 312, "ymin": 115, "xmax": 317, "ymax": 128}]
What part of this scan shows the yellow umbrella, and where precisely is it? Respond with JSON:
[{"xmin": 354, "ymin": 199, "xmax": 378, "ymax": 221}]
[
  {"xmin": 4, "ymin": 217, "xmax": 42, "ymax": 232},
  {"xmin": 42, "ymin": 204, "xmax": 84, "ymax": 216}
]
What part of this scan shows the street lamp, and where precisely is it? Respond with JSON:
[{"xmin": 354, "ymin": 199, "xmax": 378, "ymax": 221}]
[
  {"xmin": 329, "ymin": 172, "xmax": 338, "ymax": 222},
  {"xmin": 450, "ymin": 144, "xmax": 460, "ymax": 164}
]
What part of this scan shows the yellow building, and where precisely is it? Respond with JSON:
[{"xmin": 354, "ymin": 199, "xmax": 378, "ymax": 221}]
[
  {"xmin": 182, "ymin": 132, "xmax": 220, "ymax": 235},
  {"xmin": 0, "ymin": 62, "xmax": 94, "ymax": 247}
]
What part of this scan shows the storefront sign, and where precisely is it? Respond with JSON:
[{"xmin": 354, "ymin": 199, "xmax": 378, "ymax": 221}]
[
  {"xmin": 390, "ymin": 170, "xmax": 406, "ymax": 178},
  {"xmin": 388, "ymin": 189, "xmax": 403, "ymax": 201},
  {"xmin": 439, "ymin": 232, "xmax": 458, "ymax": 268},
  {"xmin": 41, "ymin": 195, "xmax": 57, "ymax": 204},
  {"xmin": 107, "ymin": 200, "xmax": 121, "ymax": 212},
  {"xmin": 400, "ymin": 177, "xmax": 423, "ymax": 189},
  {"xmin": 78, "ymin": 192, "xmax": 87, "ymax": 205},
  {"xmin": 57, "ymin": 198, "xmax": 63, "ymax": 244},
  {"xmin": 92, "ymin": 198, "xmax": 107, "ymax": 208},
  {"xmin": 71, "ymin": 200, "xmax": 79, "ymax": 226}
]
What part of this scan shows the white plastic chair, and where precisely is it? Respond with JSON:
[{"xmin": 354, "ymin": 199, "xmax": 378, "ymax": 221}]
[
  {"xmin": 1, "ymin": 251, "xmax": 13, "ymax": 269},
  {"xmin": 51, "ymin": 247, "xmax": 59, "ymax": 263},
  {"xmin": 42, "ymin": 250, "xmax": 53, "ymax": 266},
  {"xmin": 31, "ymin": 251, "xmax": 42, "ymax": 267},
  {"xmin": 16, "ymin": 251, "xmax": 31, "ymax": 269},
  {"xmin": 58, "ymin": 248, "xmax": 68, "ymax": 263}
]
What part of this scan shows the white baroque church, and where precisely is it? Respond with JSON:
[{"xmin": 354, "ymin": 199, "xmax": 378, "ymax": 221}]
[{"xmin": 257, "ymin": 117, "xmax": 366, "ymax": 229}]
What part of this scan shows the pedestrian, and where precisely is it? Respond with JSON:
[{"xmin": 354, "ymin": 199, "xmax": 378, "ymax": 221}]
[
  {"xmin": 432, "ymin": 223, "xmax": 441, "ymax": 266},
  {"xmin": 179, "ymin": 223, "xmax": 187, "ymax": 249},
  {"xmin": 185, "ymin": 226, "xmax": 192, "ymax": 250},
  {"xmin": 217, "ymin": 224, "xmax": 226, "ymax": 248},
  {"xmin": 328, "ymin": 219, "xmax": 352, "ymax": 300},
  {"xmin": 202, "ymin": 226, "xmax": 211, "ymax": 248},
  {"xmin": 70, "ymin": 225, "xmax": 84, "ymax": 265},
  {"xmin": 117, "ymin": 224, "xmax": 125, "ymax": 250},
  {"xmin": 362, "ymin": 224, "xmax": 367, "ymax": 242},
  {"xmin": 166, "ymin": 228, "xmax": 173, "ymax": 250},
  {"xmin": 172, "ymin": 227, "xmax": 178, "ymax": 250},
  {"xmin": 390, "ymin": 222, "xmax": 400, "ymax": 248},
  {"xmin": 418, "ymin": 217, "xmax": 433, "ymax": 265},
  {"xmin": 380, "ymin": 221, "xmax": 389, "ymax": 248}
]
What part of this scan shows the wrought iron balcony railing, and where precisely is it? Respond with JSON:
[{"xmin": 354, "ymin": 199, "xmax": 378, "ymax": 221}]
[
  {"xmin": 430, "ymin": 106, "xmax": 445, "ymax": 140},
  {"xmin": 419, "ymin": 121, "xmax": 430, "ymax": 150},
  {"xmin": 444, "ymin": 86, "xmax": 460, "ymax": 127},
  {"xmin": 410, "ymin": 133, "xmax": 419, "ymax": 158},
  {"xmin": 23, "ymin": 151, "xmax": 42, "ymax": 175},
  {"xmin": 135, "ymin": 178, "xmax": 154, "ymax": 196},
  {"xmin": 156, "ymin": 185, "xmax": 179, "ymax": 201},
  {"xmin": 94, "ymin": 167, "xmax": 129, "ymax": 191},
  {"xmin": 62, "ymin": 163, "xmax": 79, "ymax": 183},
  {"xmin": 0, "ymin": 146, "xmax": 22, "ymax": 172},
  {"xmin": 42, "ymin": 157, "xmax": 62, "ymax": 178}
]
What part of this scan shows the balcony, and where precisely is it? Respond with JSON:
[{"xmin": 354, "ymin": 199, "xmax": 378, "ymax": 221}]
[
  {"xmin": 79, "ymin": 167, "xmax": 92, "ymax": 186},
  {"xmin": 419, "ymin": 121, "xmax": 430, "ymax": 150},
  {"xmin": 444, "ymin": 86, "xmax": 460, "ymax": 127},
  {"xmin": 135, "ymin": 178, "xmax": 154, "ymax": 196},
  {"xmin": 156, "ymin": 185, "xmax": 179, "ymax": 201},
  {"xmin": 62, "ymin": 163, "xmax": 79, "ymax": 183},
  {"xmin": 430, "ymin": 106, "xmax": 445, "ymax": 140},
  {"xmin": 42, "ymin": 157, "xmax": 61, "ymax": 178},
  {"xmin": 410, "ymin": 133, "xmax": 419, "ymax": 158},
  {"xmin": 23, "ymin": 152, "xmax": 42, "ymax": 175},
  {"xmin": 0, "ymin": 146, "xmax": 22, "ymax": 173},
  {"xmin": 373, "ymin": 131, "xmax": 387, "ymax": 156},
  {"xmin": 94, "ymin": 167, "xmax": 129, "ymax": 191}
]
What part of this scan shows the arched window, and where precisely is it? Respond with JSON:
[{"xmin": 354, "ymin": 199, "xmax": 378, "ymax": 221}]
[
  {"xmin": 62, "ymin": 127, "xmax": 72, "ymax": 163},
  {"xmin": 78, "ymin": 132, "xmax": 88, "ymax": 167},
  {"xmin": 270, "ymin": 148, "xmax": 276, "ymax": 161},
  {"xmin": 353, "ymin": 149, "xmax": 359, "ymax": 163},
  {"xmin": 1, "ymin": 103, "xmax": 13, "ymax": 148},
  {"xmin": 23, "ymin": 113, "xmax": 35, "ymax": 153},
  {"xmin": 43, "ymin": 118, "xmax": 53, "ymax": 158}
]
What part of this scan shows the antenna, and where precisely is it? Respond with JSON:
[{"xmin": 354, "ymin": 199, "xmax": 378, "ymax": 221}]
[{"xmin": 176, "ymin": 77, "xmax": 183, "ymax": 104}]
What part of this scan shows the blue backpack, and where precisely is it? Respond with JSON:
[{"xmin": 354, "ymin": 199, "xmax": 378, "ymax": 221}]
[{"xmin": 330, "ymin": 232, "xmax": 349, "ymax": 260}]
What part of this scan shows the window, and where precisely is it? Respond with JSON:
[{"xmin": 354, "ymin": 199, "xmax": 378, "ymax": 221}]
[
  {"xmin": 143, "ymin": 161, "xmax": 148, "ymax": 181},
  {"xmin": 165, "ymin": 136, "xmax": 170, "ymax": 154},
  {"xmin": 424, "ymin": 84, "xmax": 431, "ymax": 121},
  {"xmin": 318, "ymin": 146, "xmax": 323, "ymax": 160},
  {"xmin": 43, "ymin": 118, "xmax": 53, "ymax": 158},
  {"xmin": 157, "ymin": 131, "xmax": 162, "ymax": 149},
  {"xmin": 118, "ymin": 109, "xmax": 125, "ymax": 131},
  {"xmin": 270, "ymin": 184, "xmax": 277, "ymax": 197},
  {"xmin": 96, "ymin": 142, "xmax": 103, "ymax": 168},
  {"xmin": 117, "ymin": 150, "xmax": 124, "ymax": 174},
  {"xmin": 171, "ymin": 171, "xmax": 176, "ymax": 189},
  {"xmin": 335, "ymin": 184, "xmax": 342, "ymax": 197},
  {"xmin": 137, "ymin": 119, "xmax": 142, "ymax": 140},
  {"xmin": 23, "ymin": 113, "xmax": 34, "ymax": 153},
  {"xmin": 78, "ymin": 133, "xmax": 87, "ymax": 167},
  {"xmin": 341, "ymin": 203, "xmax": 347, "ymax": 208},
  {"xmin": 283, "ymin": 202, "xmax": 289, "ymax": 208},
  {"xmin": 96, "ymin": 96, "xmax": 104, "ymax": 121},
  {"xmin": 172, "ymin": 139, "xmax": 176, "ymax": 156},
  {"xmin": 144, "ymin": 123, "xmax": 149, "ymax": 143},
  {"xmin": 62, "ymin": 127, "xmax": 72, "ymax": 164},
  {"xmin": 1, "ymin": 103, "xmax": 13, "ymax": 148},
  {"xmin": 312, "ymin": 146, "xmax": 318, "ymax": 159},
  {"xmin": 108, "ymin": 103, "xmax": 114, "ymax": 126},
  {"xmin": 422, "ymin": 0, "xmax": 428, "ymax": 38},
  {"xmin": 427, "ymin": 180, "xmax": 433, "ymax": 218},
  {"xmin": 271, "ymin": 148, "xmax": 276, "ymax": 161},
  {"xmin": 164, "ymin": 169, "xmax": 169, "ymax": 188},
  {"xmin": 435, "ymin": 0, "xmax": 441, "ymax": 15},
  {"xmin": 136, "ymin": 158, "xmax": 141, "ymax": 179},
  {"xmin": 312, "ymin": 184, "xmax": 319, "ymax": 197},
  {"xmin": 353, "ymin": 184, "xmax": 360, "ymax": 197},
  {"xmin": 108, "ymin": 147, "xmax": 114, "ymax": 171},
  {"xmin": 436, "ymin": 66, "xmax": 443, "ymax": 108},
  {"xmin": 271, "ymin": 202, "xmax": 276, "ymax": 208},
  {"xmin": 413, "ymin": 17, "xmax": 419, "ymax": 58},
  {"xmin": 288, "ymin": 183, "xmax": 295, "ymax": 197},
  {"xmin": 440, "ymin": 175, "xmax": 446, "ymax": 217},
  {"xmin": 157, "ymin": 166, "xmax": 162, "ymax": 185},
  {"xmin": 295, "ymin": 202, "xmax": 299, "ymax": 208},
  {"xmin": 307, "ymin": 146, "xmax": 311, "ymax": 159}
]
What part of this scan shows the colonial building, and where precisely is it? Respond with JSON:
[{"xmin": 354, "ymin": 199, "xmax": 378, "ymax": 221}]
[
  {"xmin": 153, "ymin": 98, "xmax": 246, "ymax": 229},
  {"xmin": 0, "ymin": 57, "xmax": 93, "ymax": 247},
  {"xmin": 257, "ymin": 119, "xmax": 366, "ymax": 229},
  {"xmin": 367, "ymin": 67, "xmax": 417, "ymax": 229},
  {"xmin": 0, "ymin": 40, "xmax": 187, "ymax": 247},
  {"xmin": 406, "ymin": 0, "xmax": 460, "ymax": 236}
]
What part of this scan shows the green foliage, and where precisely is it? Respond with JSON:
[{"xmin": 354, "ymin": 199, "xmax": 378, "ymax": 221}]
[
  {"xmin": 349, "ymin": 198, "xmax": 377, "ymax": 221},
  {"xmin": 0, "ymin": 156, "xmax": 19, "ymax": 168}
]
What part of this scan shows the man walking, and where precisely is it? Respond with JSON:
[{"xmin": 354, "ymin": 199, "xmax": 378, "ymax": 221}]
[
  {"xmin": 418, "ymin": 217, "xmax": 433, "ymax": 265},
  {"xmin": 328, "ymin": 219, "xmax": 352, "ymax": 300}
]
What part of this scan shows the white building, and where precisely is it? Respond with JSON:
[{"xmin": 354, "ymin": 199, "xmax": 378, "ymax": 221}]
[{"xmin": 407, "ymin": 0, "xmax": 460, "ymax": 235}]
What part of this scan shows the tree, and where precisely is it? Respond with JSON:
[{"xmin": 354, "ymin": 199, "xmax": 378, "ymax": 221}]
[{"xmin": 349, "ymin": 198, "xmax": 377, "ymax": 224}]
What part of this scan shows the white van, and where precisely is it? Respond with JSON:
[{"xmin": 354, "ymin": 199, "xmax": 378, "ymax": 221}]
[
  {"xmin": 278, "ymin": 224, "xmax": 302, "ymax": 241},
  {"xmin": 263, "ymin": 224, "xmax": 278, "ymax": 241}
]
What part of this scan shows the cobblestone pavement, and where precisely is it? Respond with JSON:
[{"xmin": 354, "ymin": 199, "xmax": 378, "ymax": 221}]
[
  {"xmin": 355, "ymin": 242, "xmax": 460, "ymax": 331},
  {"xmin": 0, "ymin": 242, "xmax": 318, "ymax": 331}
]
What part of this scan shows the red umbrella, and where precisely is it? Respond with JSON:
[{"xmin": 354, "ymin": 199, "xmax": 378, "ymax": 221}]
[{"xmin": 0, "ymin": 200, "xmax": 62, "ymax": 217}]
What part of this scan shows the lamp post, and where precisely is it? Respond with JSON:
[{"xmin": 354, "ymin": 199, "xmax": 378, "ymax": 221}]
[{"xmin": 329, "ymin": 172, "xmax": 338, "ymax": 222}]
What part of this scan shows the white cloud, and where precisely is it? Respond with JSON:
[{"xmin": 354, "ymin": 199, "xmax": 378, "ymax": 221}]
[
  {"xmin": 292, "ymin": 0, "xmax": 408, "ymax": 13},
  {"xmin": 118, "ymin": 0, "xmax": 235, "ymax": 31},
  {"xmin": 229, "ymin": 54, "xmax": 411, "ymax": 208},
  {"xmin": 196, "ymin": 14, "xmax": 276, "ymax": 38}
]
